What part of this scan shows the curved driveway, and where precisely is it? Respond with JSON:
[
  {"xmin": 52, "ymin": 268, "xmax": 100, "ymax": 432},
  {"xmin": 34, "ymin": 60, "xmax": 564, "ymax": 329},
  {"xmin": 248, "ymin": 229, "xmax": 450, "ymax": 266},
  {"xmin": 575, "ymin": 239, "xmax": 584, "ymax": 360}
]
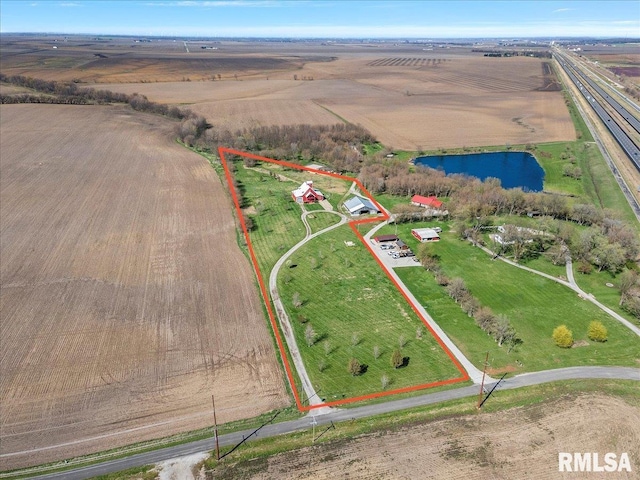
[{"xmin": 268, "ymin": 209, "xmax": 347, "ymax": 409}]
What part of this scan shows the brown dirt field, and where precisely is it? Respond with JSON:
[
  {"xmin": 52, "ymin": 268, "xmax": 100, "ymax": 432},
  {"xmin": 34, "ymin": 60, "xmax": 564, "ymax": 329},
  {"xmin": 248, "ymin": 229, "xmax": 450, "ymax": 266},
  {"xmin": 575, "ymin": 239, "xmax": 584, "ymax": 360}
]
[
  {"xmin": 87, "ymin": 54, "xmax": 574, "ymax": 150},
  {"xmin": 0, "ymin": 104, "xmax": 289, "ymax": 470},
  {"xmin": 219, "ymin": 393, "xmax": 640, "ymax": 480}
]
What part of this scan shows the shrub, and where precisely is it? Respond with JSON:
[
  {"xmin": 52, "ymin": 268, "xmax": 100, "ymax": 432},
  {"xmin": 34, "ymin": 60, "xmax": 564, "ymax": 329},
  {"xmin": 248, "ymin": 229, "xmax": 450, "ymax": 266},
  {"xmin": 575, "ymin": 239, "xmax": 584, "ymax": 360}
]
[
  {"xmin": 391, "ymin": 349, "xmax": 404, "ymax": 369},
  {"xmin": 552, "ymin": 325, "xmax": 573, "ymax": 348},
  {"xmin": 587, "ymin": 321, "xmax": 608, "ymax": 342},
  {"xmin": 348, "ymin": 358, "xmax": 362, "ymax": 376}
]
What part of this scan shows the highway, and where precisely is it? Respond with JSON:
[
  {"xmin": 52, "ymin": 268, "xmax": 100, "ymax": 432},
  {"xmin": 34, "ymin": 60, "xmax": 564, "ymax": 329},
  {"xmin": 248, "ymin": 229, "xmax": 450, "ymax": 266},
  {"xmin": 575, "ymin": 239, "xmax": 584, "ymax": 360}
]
[
  {"xmin": 558, "ymin": 52, "xmax": 640, "ymax": 134},
  {"xmin": 24, "ymin": 366, "xmax": 640, "ymax": 480},
  {"xmin": 554, "ymin": 51, "xmax": 640, "ymax": 173}
]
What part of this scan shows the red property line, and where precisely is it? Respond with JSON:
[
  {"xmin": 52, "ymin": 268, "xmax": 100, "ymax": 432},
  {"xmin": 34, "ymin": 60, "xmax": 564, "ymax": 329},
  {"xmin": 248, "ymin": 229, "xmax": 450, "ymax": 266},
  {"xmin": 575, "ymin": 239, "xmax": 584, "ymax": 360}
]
[{"xmin": 217, "ymin": 147, "xmax": 468, "ymax": 411}]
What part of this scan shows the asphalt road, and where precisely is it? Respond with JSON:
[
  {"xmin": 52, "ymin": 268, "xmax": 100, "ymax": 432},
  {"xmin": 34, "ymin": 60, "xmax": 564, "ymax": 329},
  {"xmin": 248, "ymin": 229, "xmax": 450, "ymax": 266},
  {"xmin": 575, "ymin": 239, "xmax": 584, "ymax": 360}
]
[{"xmin": 27, "ymin": 366, "xmax": 639, "ymax": 480}]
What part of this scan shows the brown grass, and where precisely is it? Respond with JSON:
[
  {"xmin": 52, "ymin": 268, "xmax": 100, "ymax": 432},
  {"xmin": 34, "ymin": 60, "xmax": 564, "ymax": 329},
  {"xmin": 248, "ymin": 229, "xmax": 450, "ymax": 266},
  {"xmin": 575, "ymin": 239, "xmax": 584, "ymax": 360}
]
[
  {"xmin": 0, "ymin": 104, "xmax": 289, "ymax": 470},
  {"xmin": 217, "ymin": 393, "xmax": 640, "ymax": 479}
]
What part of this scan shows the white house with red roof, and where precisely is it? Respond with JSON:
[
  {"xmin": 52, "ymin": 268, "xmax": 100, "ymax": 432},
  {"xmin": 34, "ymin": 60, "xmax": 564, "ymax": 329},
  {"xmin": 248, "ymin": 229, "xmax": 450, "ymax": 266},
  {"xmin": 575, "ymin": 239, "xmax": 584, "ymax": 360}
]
[
  {"xmin": 292, "ymin": 181, "xmax": 324, "ymax": 204},
  {"xmin": 411, "ymin": 194, "xmax": 443, "ymax": 209}
]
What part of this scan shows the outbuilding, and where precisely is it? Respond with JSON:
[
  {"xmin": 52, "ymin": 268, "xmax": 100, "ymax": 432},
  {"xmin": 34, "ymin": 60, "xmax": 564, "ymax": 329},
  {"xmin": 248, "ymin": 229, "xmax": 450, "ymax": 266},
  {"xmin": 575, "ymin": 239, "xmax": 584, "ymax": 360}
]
[
  {"xmin": 374, "ymin": 234, "xmax": 399, "ymax": 243},
  {"xmin": 411, "ymin": 195, "xmax": 443, "ymax": 209},
  {"xmin": 344, "ymin": 196, "xmax": 380, "ymax": 216},
  {"xmin": 411, "ymin": 228, "xmax": 441, "ymax": 242},
  {"xmin": 396, "ymin": 239, "xmax": 410, "ymax": 250}
]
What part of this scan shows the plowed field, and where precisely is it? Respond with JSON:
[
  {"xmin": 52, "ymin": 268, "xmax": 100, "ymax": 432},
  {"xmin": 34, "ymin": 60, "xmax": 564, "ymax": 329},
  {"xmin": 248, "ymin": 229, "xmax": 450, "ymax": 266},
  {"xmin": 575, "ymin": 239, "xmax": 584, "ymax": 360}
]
[
  {"xmin": 0, "ymin": 104, "xmax": 289, "ymax": 469},
  {"xmin": 87, "ymin": 51, "xmax": 575, "ymax": 150},
  {"xmin": 218, "ymin": 393, "xmax": 640, "ymax": 479}
]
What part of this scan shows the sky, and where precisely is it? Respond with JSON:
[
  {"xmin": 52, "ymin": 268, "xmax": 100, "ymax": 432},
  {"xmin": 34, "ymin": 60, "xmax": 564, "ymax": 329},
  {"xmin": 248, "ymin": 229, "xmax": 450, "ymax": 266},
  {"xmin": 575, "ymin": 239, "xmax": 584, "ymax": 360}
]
[{"xmin": 1, "ymin": 0, "xmax": 638, "ymax": 38}]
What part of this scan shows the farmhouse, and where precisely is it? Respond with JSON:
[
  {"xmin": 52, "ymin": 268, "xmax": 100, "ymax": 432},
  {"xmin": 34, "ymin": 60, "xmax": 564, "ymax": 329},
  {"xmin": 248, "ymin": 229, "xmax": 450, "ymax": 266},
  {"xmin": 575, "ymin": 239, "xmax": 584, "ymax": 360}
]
[
  {"xmin": 344, "ymin": 196, "xmax": 380, "ymax": 216},
  {"xmin": 411, "ymin": 194, "xmax": 443, "ymax": 209},
  {"xmin": 374, "ymin": 234, "xmax": 399, "ymax": 243},
  {"xmin": 292, "ymin": 181, "xmax": 324, "ymax": 204},
  {"xmin": 412, "ymin": 228, "xmax": 441, "ymax": 242}
]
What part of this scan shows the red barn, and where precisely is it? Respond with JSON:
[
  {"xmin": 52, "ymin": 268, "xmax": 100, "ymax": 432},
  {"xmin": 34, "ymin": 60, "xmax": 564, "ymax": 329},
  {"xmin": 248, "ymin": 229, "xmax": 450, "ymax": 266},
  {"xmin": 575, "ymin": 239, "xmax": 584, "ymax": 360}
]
[
  {"xmin": 411, "ymin": 194, "xmax": 443, "ymax": 209},
  {"xmin": 292, "ymin": 181, "xmax": 324, "ymax": 203}
]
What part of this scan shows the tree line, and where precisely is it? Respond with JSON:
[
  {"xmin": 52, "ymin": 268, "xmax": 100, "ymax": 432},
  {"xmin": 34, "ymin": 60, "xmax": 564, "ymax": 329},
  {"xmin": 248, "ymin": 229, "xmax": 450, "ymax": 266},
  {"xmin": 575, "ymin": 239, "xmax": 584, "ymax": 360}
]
[
  {"xmin": 179, "ymin": 120, "xmax": 376, "ymax": 174},
  {"xmin": 0, "ymin": 73, "xmax": 199, "ymax": 121}
]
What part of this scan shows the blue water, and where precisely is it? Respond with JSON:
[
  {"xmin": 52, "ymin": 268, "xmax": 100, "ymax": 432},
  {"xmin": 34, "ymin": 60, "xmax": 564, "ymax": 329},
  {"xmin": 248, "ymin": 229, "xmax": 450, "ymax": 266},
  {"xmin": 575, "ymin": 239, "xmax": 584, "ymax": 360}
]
[{"xmin": 414, "ymin": 151, "xmax": 544, "ymax": 192}]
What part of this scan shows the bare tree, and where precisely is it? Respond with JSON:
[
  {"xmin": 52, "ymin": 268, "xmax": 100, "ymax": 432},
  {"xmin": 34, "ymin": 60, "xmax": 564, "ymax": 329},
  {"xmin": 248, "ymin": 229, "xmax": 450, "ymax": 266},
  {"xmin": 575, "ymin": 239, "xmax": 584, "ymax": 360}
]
[
  {"xmin": 305, "ymin": 324, "xmax": 316, "ymax": 347},
  {"xmin": 373, "ymin": 345, "xmax": 381, "ymax": 360},
  {"xmin": 292, "ymin": 292, "xmax": 303, "ymax": 308}
]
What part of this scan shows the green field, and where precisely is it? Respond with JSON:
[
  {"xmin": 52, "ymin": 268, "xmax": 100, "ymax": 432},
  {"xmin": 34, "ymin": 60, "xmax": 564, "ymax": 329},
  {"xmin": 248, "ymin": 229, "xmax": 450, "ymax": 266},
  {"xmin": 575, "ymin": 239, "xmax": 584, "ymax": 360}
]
[
  {"xmin": 305, "ymin": 211, "xmax": 342, "ymax": 234},
  {"xmin": 277, "ymin": 224, "xmax": 463, "ymax": 402},
  {"xmin": 381, "ymin": 223, "xmax": 640, "ymax": 374}
]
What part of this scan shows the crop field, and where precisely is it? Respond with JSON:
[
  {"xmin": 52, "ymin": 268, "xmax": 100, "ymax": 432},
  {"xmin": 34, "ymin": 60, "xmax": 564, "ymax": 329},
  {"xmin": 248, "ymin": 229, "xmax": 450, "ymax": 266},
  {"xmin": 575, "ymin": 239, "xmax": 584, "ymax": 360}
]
[
  {"xmin": 377, "ymin": 223, "xmax": 640, "ymax": 375},
  {"xmin": 0, "ymin": 105, "xmax": 289, "ymax": 469},
  {"xmin": 1, "ymin": 37, "xmax": 575, "ymax": 150}
]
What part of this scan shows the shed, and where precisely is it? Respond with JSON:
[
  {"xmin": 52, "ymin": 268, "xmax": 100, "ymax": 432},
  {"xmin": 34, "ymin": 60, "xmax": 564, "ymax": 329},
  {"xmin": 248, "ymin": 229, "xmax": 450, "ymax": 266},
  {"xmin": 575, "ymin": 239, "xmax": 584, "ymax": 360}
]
[
  {"xmin": 374, "ymin": 234, "xmax": 399, "ymax": 243},
  {"xmin": 396, "ymin": 239, "xmax": 409, "ymax": 250},
  {"xmin": 411, "ymin": 228, "xmax": 440, "ymax": 242}
]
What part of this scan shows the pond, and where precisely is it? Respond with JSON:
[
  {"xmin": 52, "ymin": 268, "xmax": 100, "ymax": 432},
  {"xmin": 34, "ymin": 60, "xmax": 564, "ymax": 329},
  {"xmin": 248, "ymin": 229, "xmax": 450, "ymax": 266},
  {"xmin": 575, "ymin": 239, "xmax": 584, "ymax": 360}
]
[{"xmin": 414, "ymin": 151, "xmax": 544, "ymax": 192}]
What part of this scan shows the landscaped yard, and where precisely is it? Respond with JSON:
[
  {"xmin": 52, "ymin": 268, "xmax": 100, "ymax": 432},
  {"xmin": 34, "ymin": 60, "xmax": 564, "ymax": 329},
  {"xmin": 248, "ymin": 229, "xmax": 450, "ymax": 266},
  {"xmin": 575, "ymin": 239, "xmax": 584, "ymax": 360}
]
[
  {"xmin": 277, "ymin": 224, "xmax": 463, "ymax": 402},
  {"xmin": 381, "ymin": 223, "xmax": 640, "ymax": 374}
]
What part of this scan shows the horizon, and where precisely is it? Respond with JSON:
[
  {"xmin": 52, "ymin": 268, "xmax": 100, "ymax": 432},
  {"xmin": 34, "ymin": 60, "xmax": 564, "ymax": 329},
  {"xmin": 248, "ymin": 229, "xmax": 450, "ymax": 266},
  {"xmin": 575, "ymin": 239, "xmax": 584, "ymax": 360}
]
[{"xmin": 1, "ymin": 1, "xmax": 638, "ymax": 39}]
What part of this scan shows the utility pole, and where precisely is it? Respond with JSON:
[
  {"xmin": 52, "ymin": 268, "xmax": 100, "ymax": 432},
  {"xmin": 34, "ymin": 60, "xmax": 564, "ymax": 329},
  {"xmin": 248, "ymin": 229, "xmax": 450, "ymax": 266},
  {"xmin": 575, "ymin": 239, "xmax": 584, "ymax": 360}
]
[
  {"xmin": 477, "ymin": 352, "xmax": 489, "ymax": 410},
  {"xmin": 212, "ymin": 394, "xmax": 220, "ymax": 460},
  {"xmin": 311, "ymin": 416, "xmax": 317, "ymax": 444}
]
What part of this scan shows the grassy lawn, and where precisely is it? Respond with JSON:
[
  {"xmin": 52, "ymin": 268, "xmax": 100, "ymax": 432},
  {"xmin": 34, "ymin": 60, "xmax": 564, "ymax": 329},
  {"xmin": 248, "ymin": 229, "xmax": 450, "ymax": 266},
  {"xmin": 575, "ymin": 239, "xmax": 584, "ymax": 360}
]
[
  {"xmin": 377, "ymin": 223, "xmax": 639, "ymax": 374},
  {"xmin": 571, "ymin": 267, "xmax": 640, "ymax": 326},
  {"xmin": 258, "ymin": 162, "xmax": 352, "ymax": 210},
  {"xmin": 277, "ymin": 224, "xmax": 463, "ymax": 402},
  {"xmin": 304, "ymin": 211, "xmax": 342, "ymax": 234}
]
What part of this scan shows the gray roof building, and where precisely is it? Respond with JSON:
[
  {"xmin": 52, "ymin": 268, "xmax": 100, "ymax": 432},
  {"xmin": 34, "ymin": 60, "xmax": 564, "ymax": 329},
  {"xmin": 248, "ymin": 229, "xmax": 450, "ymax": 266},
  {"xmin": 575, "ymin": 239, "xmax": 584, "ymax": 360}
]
[{"xmin": 344, "ymin": 196, "xmax": 380, "ymax": 216}]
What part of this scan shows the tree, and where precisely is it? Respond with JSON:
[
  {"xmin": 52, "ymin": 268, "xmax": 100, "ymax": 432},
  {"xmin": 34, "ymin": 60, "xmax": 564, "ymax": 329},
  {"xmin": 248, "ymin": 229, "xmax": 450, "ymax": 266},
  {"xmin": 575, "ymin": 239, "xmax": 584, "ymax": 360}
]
[
  {"xmin": 391, "ymin": 349, "xmax": 404, "ymax": 368},
  {"xmin": 619, "ymin": 270, "xmax": 638, "ymax": 306},
  {"xmin": 304, "ymin": 324, "xmax": 316, "ymax": 347},
  {"xmin": 323, "ymin": 340, "xmax": 332, "ymax": 356},
  {"xmin": 552, "ymin": 325, "xmax": 573, "ymax": 348},
  {"xmin": 351, "ymin": 332, "xmax": 360, "ymax": 346},
  {"xmin": 292, "ymin": 292, "xmax": 303, "ymax": 308},
  {"xmin": 373, "ymin": 345, "xmax": 381, "ymax": 360},
  {"xmin": 493, "ymin": 314, "xmax": 516, "ymax": 347},
  {"xmin": 318, "ymin": 359, "xmax": 327, "ymax": 372},
  {"xmin": 381, "ymin": 374, "xmax": 390, "ymax": 390},
  {"xmin": 446, "ymin": 278, "xmax": 468, "ymax": 303},
  {"xmin": 398, "ymin": 334, "xmax": 407, "ymax": 348},
  {"xmin": 348, "ymin": 358, "xmax": 362, "ymax": 376},
  {"xmin": 587, "ymin": 321, "xmax": 608, "ymax": 342}
]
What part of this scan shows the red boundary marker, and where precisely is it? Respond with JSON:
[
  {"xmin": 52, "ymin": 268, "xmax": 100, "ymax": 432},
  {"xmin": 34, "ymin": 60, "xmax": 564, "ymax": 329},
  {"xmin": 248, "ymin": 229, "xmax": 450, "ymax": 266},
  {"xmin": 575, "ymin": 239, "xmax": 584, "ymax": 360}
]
[{"xmin": 218, "ymin": 147, "xmax": 469, "ymax": 411}]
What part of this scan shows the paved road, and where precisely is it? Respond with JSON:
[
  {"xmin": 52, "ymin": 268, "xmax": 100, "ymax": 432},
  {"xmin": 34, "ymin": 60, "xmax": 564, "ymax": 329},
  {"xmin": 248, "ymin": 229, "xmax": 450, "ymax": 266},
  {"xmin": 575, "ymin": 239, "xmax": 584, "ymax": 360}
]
[{"xmin": 24, "ymin": 366, "xmax": 639, "ymax": 480}]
